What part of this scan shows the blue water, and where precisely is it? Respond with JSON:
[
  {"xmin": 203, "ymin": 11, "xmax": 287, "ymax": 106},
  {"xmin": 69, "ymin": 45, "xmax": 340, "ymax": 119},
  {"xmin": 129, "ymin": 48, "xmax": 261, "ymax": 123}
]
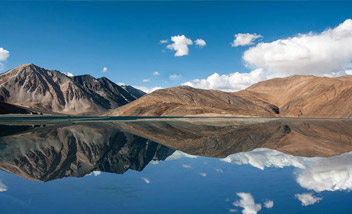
[
  {"xmin": 0, "ymin": 119, "xmax": 351, "ymax": 213},
  {"xmin": 0, "ymin": 152, "xmax": 351, "ymax": 214}
]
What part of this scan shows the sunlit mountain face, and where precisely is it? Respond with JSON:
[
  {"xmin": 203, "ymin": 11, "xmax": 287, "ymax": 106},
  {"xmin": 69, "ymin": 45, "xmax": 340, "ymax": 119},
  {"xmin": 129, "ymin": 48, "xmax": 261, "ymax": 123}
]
[{"xmin": 0, "ymin": 118, "xmax": 351, "ymax": 214}]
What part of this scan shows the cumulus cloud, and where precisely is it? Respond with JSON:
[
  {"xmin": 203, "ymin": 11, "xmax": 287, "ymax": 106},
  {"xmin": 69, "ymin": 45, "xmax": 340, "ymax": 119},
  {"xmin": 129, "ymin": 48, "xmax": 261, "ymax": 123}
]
[
  {"xmin": 101, "ymin": 67, "xmax": 108, "ymax": 73},
  {"xmin": 183, "ymin": 68, "xmax": 266, "ymax": 92},
  {"xmin": 166, "ymin": 150, "xmax": 197, "ymax": 161},
  {"xmin": 195, "ymin": 39, "xmax": 206, "ymax": 47},
  {"xmin": 133, "ymin": 86, "xmax": 162, "ymax": 94},
  {"xmin": 160, "ymin": 39, "xmax": 168, "ymax": 44},
  {"xmin": 0, "ymin": 180, "xmax": 7, "ymax": 192},
  {"xmin": 199, "ymin": 172, "xmax": 207, "ymax": 177},
  {"xmin": 182, "ymin": 164, "xmax": 191, "ymax": 168},
  {"xmin": 296, "ymin": 151, "xmax": 352, "ymax": 192},
  {"xmin": 142, "ymin": 79, "xmax": 151, "ymax": 83},
  {"xmin": 62, "ymin": 71, "xmax": 74, "ymax": 77},
  {"xmin": 166, "ymin": 35, "xmax": 193, "ymax": 56},
  {"xmin": 153, "ymin": 71, "xmax": 160, "ymax": 76},
  {"xmin": 264, "ymin": 200, "xmax": 274, "ymax": 209},
  {"xmin": 141, "ymin": 177, "xmax": 150, "ymax": 184},
  {"xmin": 223, "ymin": 148, "xmax": 352, "ymax": 194},
  {"xmin": 295, "ymin": 193, "xmax": 322, "ymax": 206},
  {"xmin": 0, "ymin": 47, "xmax": 10, "ymax": 70},
  {"xmin": 92, "ymin": 171, "xmax": 101, "ymax": 176},
  {"xmin": 222, "ymin": 148, "xmax": 307, "ymax": 170},
  {"xmin": 233, "ymin": 193, "xmax": 262, "ymax": 214},
  {"xmin": 243, "ymin": 19, "xmax": 352, "ymax": 77},
  {"xmin": 169, "ymin": 73, "xmax": 181, "ymax": 80},
  {"xmin": 232, "ymin": 33, "xmax": 262, "ymax": 47}
]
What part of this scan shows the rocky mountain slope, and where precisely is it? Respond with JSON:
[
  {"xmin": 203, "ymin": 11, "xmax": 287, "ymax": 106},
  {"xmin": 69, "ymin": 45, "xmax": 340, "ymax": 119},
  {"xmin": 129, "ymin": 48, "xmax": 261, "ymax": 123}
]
[
  {"xmin": 0, "ymin": 64, "xmax": 145, "ymax": 115},
  {"xmin": 109, "ymin": 86, "xmax": 280, "ymax": 117},
  {"xmin": 1, "ymin": 118, "xmax": 351, "ymax": 182},
  {"xmin": 110, "ymin": 75, "xmax": 352, "ymax": 118},
  {"xmin": 236, "ymin": 75, "xmax": 352, "ymax": 118},
  {"xmin": 0, "ymin": 123, "xmax": 173, "ymax": 181}
]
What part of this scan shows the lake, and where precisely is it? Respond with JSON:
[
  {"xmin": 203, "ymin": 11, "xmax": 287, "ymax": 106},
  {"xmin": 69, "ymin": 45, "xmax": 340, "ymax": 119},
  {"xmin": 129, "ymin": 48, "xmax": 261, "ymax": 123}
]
[{"xmin": 0, "ymin": 117, "xmax": 351, "ymax": 213}]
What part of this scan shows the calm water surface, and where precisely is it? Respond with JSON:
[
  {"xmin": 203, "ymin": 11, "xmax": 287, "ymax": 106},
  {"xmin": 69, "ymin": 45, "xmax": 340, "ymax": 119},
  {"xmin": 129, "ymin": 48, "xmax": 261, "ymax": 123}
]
[{"xmin": 0, "ymin": 118, "xmax": 351, "ymax": 214}]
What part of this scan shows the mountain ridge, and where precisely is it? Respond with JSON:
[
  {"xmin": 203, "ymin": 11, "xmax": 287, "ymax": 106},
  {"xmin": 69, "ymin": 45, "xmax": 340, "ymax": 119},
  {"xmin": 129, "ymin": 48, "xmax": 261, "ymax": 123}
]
[
  {"xmin": 0, "ymin": 63, "xmax": 145, "ymax": 115},
  {"xmin": 109, "ymin": 74, "xmax": 352, "ymax": 118}
]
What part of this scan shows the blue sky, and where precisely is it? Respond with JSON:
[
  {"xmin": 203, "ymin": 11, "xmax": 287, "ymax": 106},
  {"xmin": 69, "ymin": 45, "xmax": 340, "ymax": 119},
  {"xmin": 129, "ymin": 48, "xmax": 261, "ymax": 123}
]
[{"xmin": 0, "ymin": 1, "xmax": 352, "ymax": 92}]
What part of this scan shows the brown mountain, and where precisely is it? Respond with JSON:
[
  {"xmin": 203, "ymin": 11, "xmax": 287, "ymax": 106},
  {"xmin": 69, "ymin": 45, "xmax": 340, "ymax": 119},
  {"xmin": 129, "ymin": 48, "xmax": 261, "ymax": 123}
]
[
  {"xmin": 109, "ymin": 75, "xmax": 352, "ymax": 118},
  {"xmin": 236, "ymin": 75, "xmax": 352, "ymax": 118},
  {"xmin": 109, "ymin": 86, "xmax": 280, "ymax": 117},
  {"xmin": 1, "ymin": 118, "xmax": 352, "ymax": 181},
  {"xmin": 0, "ymin": 64, "xmax": 145, "ymax": 115},
  {"xmin": 112, "ymin": 118, "xmax": 352, "ymax": 158}
]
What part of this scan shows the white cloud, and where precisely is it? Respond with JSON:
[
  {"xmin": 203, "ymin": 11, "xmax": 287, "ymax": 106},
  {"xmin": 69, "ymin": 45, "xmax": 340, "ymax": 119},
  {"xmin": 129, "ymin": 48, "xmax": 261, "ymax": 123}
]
[
  {"xmin": 232, "ymin": 33, "xmax": 262, "ymax": 47},
  {"xmin": 160, "ymin": 39, "xmax": 168, "ymax": 44},
  {"xmin": 169, "ymin": 73, "xmax": 181, "ymax": 80},
  {"xmin": 92, "ymin": 171, "xmax": 101, "ymax": 176},
  {"xmin": 182, "ymin": 164, "xmax": 191, "ymax": 168},
  {"xmin": 296, "ymin": 151, "xmax": 352, "ymax": 192},
  {"xmin": 221, "ymin": 148, "xmax": 307, "ymax": 170},
  {"xmin": 295, "ymin": 193, "xmax": 322, "ymax": 206},
  {"xmin": 141, "ymin": 177, "xmax": 150, "ymax": 184},
  {"xmin": 166, "ymin": 35, "xmax": 193, "ymax": 56},
  {"xmin": 62, "ymin": 71, "xmax": 74, "ymax": 77},
  {"xmin": 102, "ymin": 67, "xmax": 108, "ymax": 73},
  {"xmin": 264, "ymin": 200, "xmax": 274, "ymax": 209},
  {"xmin": 166, "ymin": 150, "xmax": 197, "ymax": 161},
  {"xmin": 229, "ymin": 208, "xmax": 237, "ymax": 213},
  {"xmin": 153, "ymin": 71, "xmax": 160, "ymax": 76},
  {"xmin": 142, "ymin": 79, "xmax": 151, "ymax": 83},
  {"xmin": 233, "ymin": 193, "xmax": 262, "ymax": 214},
  {"xmin": 0, "ymin": 180, "xmax": 7, "ymax": 192},
  {"xmin": 200, "ymin": 172, "xmax": 207, "ymax": 177},
  {"xmin": 183, "ymin": 68, "xmax": 267, "ymax": 92},
  {"xmin": 195, "ymin": 39, "xmax": 206, "ymax": 47},
  {"xmin": 133, "ymin": 86, "xmax": 162, "ymax": 94},
  {"xmin": 345, "ymin": 69, "xmax": 352, "ymax": 75},
  {"xmin": 223, "ymin": 148, "xmax": 352, "ymax": 194},
  {"xmin": 243, "ymin": 19, "xmax": 352, "ymax": 77},
  {"xmin": 0, "ymin": 47, "xmax": 10, "ymax": 70}
]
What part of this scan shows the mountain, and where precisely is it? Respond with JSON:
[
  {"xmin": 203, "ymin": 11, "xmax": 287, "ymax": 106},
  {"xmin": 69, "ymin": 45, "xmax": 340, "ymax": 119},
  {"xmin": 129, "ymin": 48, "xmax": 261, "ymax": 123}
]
[
  {"xmin": 0, "ymin": 123, "xmax": 174, "ymax": 182},
  {"xmin": 0, "ymin": 102, "xmax": 32, "ymax": 114},
  {"xmin": 109, "ymin": 86, "xmax": 280, "ymax": 117},
  {"xmin": 0, "ymin": 64, "xmax": 145, "ymax": 115},
  {"xmin": 236, "ymin": 75, "xmax": 352, "ymax": 118},
  {"xmin": 112, "ymin": 118, "xmax": 352, "ymax": 158},
  {"xmin": 109, "ymin": 75, "xmax": 352, "ymax": 118},
  {"xmin": 1, "ymin": 118, "xmax": 351, "ymax": 182}
]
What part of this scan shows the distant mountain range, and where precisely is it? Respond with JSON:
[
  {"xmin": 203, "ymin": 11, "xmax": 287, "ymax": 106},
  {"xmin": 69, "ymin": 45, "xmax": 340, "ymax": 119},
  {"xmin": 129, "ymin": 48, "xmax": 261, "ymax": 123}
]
[
  {"xmin": 1, "ymin": 63, "xmax": 352, "ymax": 118},
  {"xmin": 110, "ymin": 75, "xmax": 352, "ymax": 118},
  {"xmin": 0, "ymin": 64, "xmax": 145, "ymax": 115}
]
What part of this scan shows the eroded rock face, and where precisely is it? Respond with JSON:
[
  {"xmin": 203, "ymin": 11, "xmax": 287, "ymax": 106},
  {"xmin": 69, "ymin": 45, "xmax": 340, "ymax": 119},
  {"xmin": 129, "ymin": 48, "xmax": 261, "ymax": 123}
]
[
  {"xmin": 0, "ymin": 64, "xmax": 145, "ymax": 115},
  {"xmin": 0, "ymin": 123, "xmax": 174, "ymax": 181}
]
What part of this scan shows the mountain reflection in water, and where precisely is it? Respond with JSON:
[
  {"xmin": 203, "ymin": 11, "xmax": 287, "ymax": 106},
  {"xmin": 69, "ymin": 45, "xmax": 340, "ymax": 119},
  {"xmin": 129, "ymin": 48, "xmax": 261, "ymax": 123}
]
[{"xmin": 0, "ymin": 118, "xmax": 351, "ymax": 213}]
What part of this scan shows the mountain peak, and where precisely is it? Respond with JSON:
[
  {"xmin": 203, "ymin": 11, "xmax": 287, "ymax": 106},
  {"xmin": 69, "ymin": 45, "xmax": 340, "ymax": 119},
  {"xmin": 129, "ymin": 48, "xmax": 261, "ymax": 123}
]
[{"xmin": 0, "ymin": 64, "xmax": 145, "ymax": 115}]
